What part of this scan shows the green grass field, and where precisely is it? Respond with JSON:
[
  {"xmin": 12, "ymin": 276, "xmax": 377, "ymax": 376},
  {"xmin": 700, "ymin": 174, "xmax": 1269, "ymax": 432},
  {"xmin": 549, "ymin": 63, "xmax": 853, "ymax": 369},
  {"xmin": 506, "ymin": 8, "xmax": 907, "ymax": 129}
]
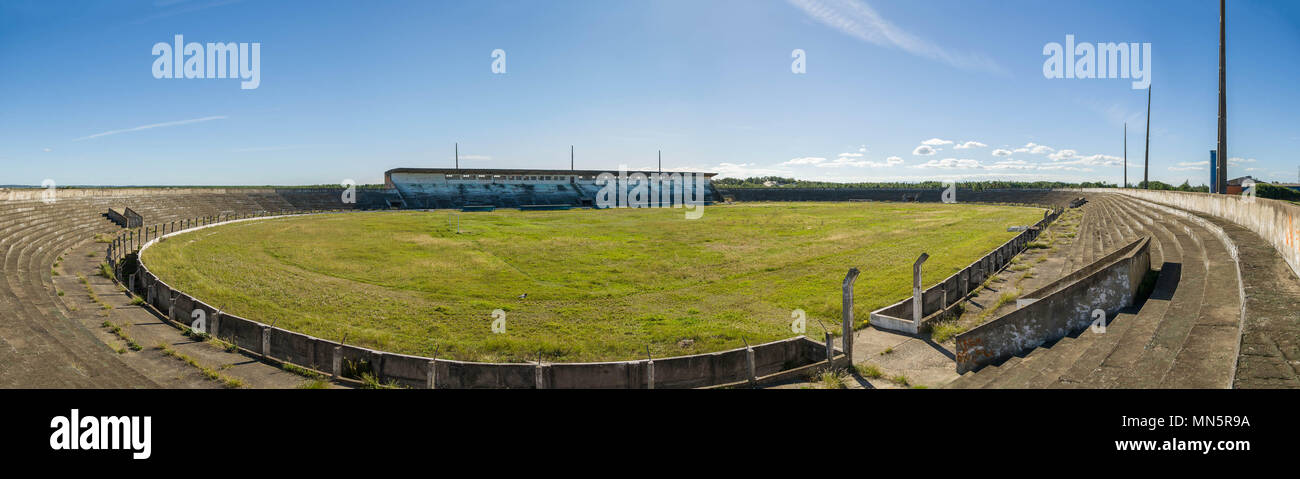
[{"xmin": 142, "ymin": 202, "xmax": 1043, "ymax": 362}]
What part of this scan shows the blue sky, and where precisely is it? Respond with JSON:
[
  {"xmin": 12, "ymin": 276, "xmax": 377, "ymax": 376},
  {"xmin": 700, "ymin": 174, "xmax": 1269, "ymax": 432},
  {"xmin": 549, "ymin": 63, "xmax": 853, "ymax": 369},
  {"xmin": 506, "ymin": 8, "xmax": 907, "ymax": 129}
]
[{"xmin": 1, "ymin": 0, "xmax": 1296, "ymax": 186}]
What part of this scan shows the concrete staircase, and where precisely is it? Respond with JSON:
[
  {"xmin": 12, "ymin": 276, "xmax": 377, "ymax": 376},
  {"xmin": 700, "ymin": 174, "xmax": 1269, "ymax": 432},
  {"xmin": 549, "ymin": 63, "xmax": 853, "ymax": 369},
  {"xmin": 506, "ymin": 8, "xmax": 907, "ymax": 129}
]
[
  {"xmin": 947, "ymin": 193, "xmax": 1244, "ymax": 388},
  {"xmin": 0, "ymin": 191, "xmax": 375, "ymax": 388}
]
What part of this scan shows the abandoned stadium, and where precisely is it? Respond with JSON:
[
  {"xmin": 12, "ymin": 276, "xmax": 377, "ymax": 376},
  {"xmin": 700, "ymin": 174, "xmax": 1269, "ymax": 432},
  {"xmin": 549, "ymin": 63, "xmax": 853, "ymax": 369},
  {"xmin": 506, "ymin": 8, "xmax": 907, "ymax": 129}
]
[{"xmin": 1, "ymin": 169, "xmax": 1298, "ymax": 389}]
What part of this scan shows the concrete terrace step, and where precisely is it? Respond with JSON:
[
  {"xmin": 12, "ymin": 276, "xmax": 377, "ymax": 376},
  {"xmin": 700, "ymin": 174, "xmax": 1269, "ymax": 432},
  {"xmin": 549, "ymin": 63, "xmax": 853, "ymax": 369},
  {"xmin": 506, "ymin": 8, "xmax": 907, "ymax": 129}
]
[
  {"xmin": 947, "ymin": 193, "xmax": 1244, "ymax": 389},
  {"xmin": 1047, "ymin": 198, "xmax": 1182, "ymax": 387},
  {"xmin": 0, "ymin": 194, "xmax": 339, "ymax": 388}
]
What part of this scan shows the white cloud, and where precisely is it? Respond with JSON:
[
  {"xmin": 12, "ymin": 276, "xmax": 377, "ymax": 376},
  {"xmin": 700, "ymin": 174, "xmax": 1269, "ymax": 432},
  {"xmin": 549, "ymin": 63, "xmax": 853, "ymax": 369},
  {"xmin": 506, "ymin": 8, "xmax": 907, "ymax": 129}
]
[
  {"xmin": 953, "ymin": 141, "xmax": 986, "ymax": 149},
  {"xmin": 921, "ymin": 138, "xmax": 953, "ymax": 146},
  {"xmin": 1169, "ymin": 160, "xmax": 1208, "ymax": 171},
  {"xmin": 707, "ymin": 162, "xmax": 795, "ymax": 178},
  {"xmin": 42, "ymin": 148, "xmax": 52, "ymax": 152},
  {"xmin": 819, "ymin": 157, "xmax": 869, "ymax": 168},
  {"xmin": 866, "ymin": 156, "xmax": 904, "ymax": 167},
  {"xmin": 991, "ymin": 148, "xmax": 1013, "ymax": 157},
  {"xmin": 1035, "ymin": 164, "xmax": 1093, "ymax": 172},
  {"xmin": 786, "ymin": 0, "xmax": 1006, "ymax": 74},
  {"xmin": 1228, "ymin": 157, "xmax": 1256, "ymax": 165},
  {"xmin": 74, "ymin": 115, "xmax": 228, "ymax": 141},
  {"xmin": 1013, "ymin": 142, "xmax": 1055, "ymax": 155},
  {"xmin": 784, "ymin": 152, "xmax": 901, "ymax": 168},
  {"xmin": 912, "ymin": 145, "xmax": 937, "ymax": 156},
  {"xmin": 987, "ymin": 159, "xmax": 1035, "ymax": 170},
  {"xmin": 913, "ymin": 158, "xmax": 983, "ymax": 169},
  {"xmin": 783, "ymin": 157, "xmax": 829, "ymax": 166},
  {"xmin": 1048, "ymin": 149, "xmax": 1078, "ymax": 161}
]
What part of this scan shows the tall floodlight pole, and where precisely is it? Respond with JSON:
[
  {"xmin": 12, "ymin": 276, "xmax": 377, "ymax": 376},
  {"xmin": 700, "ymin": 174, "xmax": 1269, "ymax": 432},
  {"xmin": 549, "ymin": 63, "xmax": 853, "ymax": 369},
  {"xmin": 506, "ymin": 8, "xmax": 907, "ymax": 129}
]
[
  {"xmin": 1216, "ymin": 0, "xmax": 1228, "ymax": 194},
  {"xmin": 455, "ymin": 142, "xmax": 459, "ymax": 170},
  {"xmin": 571, "ymin": 145, "xmax": 574, "ymax": 171},
  {"xmin": 658, "ymin": 150, "xmax": 662, "ymax": 174},
  {"xmin": 1123, "ymin": 122, "xmax": 1127, "ymax": 188},
  {"xmin": 1144, "ymin": 86, "xmax": 1151, "ymax": 189}
]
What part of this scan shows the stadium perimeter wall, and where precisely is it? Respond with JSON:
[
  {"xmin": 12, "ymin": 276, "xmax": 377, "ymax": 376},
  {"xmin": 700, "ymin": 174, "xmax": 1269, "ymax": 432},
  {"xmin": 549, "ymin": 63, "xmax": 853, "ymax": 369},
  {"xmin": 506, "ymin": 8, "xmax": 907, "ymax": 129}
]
[
  {"xmin": 718, "ymin": 188, "xmax": 1082, "ymax": 207},
  {"xmin": 1085, "ymin": 189, "xmax": 1300, "ymax": 281},
  {"xmin": 123, "ymin": 214, "xmax": 843, "ymax": 388}
]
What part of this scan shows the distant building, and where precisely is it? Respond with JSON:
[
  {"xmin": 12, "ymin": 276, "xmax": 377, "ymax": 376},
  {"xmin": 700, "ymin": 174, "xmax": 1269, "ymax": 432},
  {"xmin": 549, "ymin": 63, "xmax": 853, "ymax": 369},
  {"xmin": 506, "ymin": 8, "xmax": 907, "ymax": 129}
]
[
  {"xmin": 1225, "ymin": 175, "xmax": 1256, "ymax": 195},
  {"xmin": 383, "ymin": 168, "xmax": 719, "ymax": 209}
]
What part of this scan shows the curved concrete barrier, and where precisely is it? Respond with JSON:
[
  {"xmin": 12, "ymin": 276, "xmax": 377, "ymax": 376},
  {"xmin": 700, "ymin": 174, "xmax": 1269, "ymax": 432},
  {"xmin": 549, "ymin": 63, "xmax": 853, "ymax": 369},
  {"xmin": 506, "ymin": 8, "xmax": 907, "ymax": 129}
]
[{"xmin": 126, "ymin": 212, "xmax": 844, "ymax": 389}]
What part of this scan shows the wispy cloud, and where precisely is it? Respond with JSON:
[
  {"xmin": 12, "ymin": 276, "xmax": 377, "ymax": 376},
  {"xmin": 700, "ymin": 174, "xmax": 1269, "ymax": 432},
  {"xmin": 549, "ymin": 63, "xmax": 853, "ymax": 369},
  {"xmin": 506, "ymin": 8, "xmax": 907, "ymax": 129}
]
[
  {"xmin": 781, "ymin": 152, "xmax": 901, "ymax": 168},
  {"xmin": 74, "ymin": 115, "xmax": 228, "ymax": 141},
  {"xmin": 787, "ymin": 0, "xmax": 1007, "ymax": 75}
]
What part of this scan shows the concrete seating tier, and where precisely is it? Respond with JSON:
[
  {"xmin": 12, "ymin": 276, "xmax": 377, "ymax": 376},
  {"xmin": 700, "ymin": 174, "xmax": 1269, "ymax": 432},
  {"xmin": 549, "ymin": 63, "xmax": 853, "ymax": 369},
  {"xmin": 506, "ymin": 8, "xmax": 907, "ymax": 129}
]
[{"xmin": 947, "ymin": 193, "xmax": 1245, "ymax": 388}]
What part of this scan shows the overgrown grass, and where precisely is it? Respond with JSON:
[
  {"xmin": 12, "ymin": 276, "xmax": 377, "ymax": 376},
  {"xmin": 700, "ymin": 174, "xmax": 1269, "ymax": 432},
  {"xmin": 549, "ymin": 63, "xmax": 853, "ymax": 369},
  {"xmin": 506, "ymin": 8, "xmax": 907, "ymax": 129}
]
[
  {"xmin": 930, "ymin": 320, "xmax": 966, "ymax": 343},
  {"xmin": 975, "ymin": 289, "xmax": 1022, "ymax": 323},
  {"xmin": 79, "ymin": 274, "xmax": 112, "ymax": 310},
  {"xmin": 812, "ymin": 368, "xmax": 851, "ymax": 389},
  {"xmin": 297, "ymin": 379, "xmax": 330, "ymax": 389},
  {"xmin": 890, "ymin": 374, "xmax": 911, "ymax": 387},
  {"xmin": 281, "ymin": 362, "xmax": 325, "ymax": 380},
  {"xmin": 156, "ymin": 343, "xmax": 243, "ymax": 388},
  {"xmin": 143, "ymin": 204, "xmax": 1044, "ymax": 362},
  {"xmin": 102, "ymin": 320, "xmax": 142, "ymax": 351},
  {"xmin": 98, "ymin": 262, "xmax": 114, "ymax": 279},
  {"xmin": 358, "ymin": 372, "xmax": 403, "ymax": 389},
  {"xmin": 854, "ymin": 363, "xmax": 883, "ymax": 379}
]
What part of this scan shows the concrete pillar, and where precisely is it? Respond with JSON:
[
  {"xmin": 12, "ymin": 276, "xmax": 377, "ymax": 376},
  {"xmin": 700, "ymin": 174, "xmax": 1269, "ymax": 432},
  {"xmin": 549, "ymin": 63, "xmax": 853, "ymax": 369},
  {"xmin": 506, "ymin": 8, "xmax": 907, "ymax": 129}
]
[
  {"xmin": 645, "ymin": 359, "xmax": 655, "ymax": 390},
  {"xmin": 824, "ymin": 331, "xmax": 834, "ymax": 364},
  {"xmin": 332, "ymin": 346, "xmax": 342, "ymax": 380},
  {"xmin": 534, "ymin": 361, "xmax": 545, "ymax": 389},
  {"xmin": 373, "ymin": 352, "xmax": 384, "ymax": 381},
  {"xmin": 211, "ymin": 310, "xmax": 221, "ymax": 339},
  {"xmin": 745, "ymin": 345, "xmax": 757, "ymax": 388},
  {"xmin": 913, "ymin": 253, "xmax": 929, "ymax": 324},
  {"xmin": 167, "ymin": 292, "xmax": 177, "ymax": 323},
  {"xmin": 128, "ymin": 274, "xmax": 135, "ymax": 295},
  {"xmin": 841, "ymin": 268, "xmax": 860, "ymax": 362},
  {"xmin": 426, "ymin": 360, "xmax": 437, "ymax": 390},
  {"xmin": 261, "ymin": 326, "xmax": 270, "ymax": 360}
]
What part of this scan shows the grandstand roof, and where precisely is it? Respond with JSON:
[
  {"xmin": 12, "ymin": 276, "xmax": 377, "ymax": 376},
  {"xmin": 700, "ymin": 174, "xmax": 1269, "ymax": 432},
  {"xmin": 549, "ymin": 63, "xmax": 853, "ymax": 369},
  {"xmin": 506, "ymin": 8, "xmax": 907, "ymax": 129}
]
[{"xmin": 385, "ymin": 167, "xmax": 717, "ymax": 177}]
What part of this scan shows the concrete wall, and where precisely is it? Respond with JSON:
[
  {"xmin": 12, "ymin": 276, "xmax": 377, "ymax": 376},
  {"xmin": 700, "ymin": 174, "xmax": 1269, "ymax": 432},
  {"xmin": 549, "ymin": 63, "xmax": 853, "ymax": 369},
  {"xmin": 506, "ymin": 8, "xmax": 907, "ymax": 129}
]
[
  {"xmin": 127, "ymin": 213, "xmax": 834, "ymax": 388},
  {"xmin": 1088, "ymin": 189, "xmax": 1300, "ymax": 281},
  {"xmin": 719, "ymin": 188, "xmax": 1082, "ymax": 207},
  {"xmin": 953, "ymin": 236, "xmax": 1152, "ymax": 373},
  {"xmin": 870, "ymin": 208, "xmax": 1062, "ymax": 334}
]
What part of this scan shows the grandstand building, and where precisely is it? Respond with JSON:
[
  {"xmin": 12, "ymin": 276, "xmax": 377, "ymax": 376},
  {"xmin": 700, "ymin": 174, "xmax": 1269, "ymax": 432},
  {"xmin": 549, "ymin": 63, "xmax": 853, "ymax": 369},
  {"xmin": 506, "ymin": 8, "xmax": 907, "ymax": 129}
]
[{"xmin": 384, "ymin": 167, "xmax": 721, "ymax": 209}]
